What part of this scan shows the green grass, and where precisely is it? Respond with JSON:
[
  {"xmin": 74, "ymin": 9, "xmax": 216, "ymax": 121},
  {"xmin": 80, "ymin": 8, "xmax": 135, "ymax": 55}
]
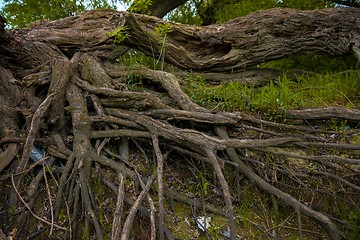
[
  {"xmin": 261, "ymin": 54, "xmax": 359, "ymax": 73},
  {"xmin": 184, "ymin": 69, "xmax": 360, "ymax": 121}
]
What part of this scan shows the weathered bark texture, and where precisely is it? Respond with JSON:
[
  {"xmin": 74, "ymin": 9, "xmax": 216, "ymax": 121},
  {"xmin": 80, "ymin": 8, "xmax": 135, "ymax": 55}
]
[
  {"xmin": 0, "ymin": 68, "xmax": 21, "ymax": 172},
  {"xmin": 0, "ymin": 7, "xmax": 359, "ymax": 240},
  {"xmin": 145, "ymin": 0, "xmax": 189, "ymax": 18},
  {"xmin": 3, "ymin": 8, "xmax": 359, "ymax": 73}
]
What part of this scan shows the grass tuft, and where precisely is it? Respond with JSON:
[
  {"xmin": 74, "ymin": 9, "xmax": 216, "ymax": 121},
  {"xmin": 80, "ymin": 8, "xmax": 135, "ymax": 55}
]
[{"xmin": 184, "ymin": 69, "xmax": 360, "ymax": 121}]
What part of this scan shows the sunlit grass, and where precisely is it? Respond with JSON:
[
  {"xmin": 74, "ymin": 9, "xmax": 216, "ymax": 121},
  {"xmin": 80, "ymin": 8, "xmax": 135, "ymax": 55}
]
[{"xmin": 184, "ymin": 69, "xmax": 360, "ymax": 121}]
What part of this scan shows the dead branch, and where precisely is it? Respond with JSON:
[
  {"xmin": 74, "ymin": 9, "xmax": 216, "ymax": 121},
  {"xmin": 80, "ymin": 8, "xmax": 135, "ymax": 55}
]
[
  {"xmin": 121, "ymin": 175, "xmax": 155, "ymax": 240},
  {"xmin": 286, "ymin": 107, "xmax": 360, "ymax": 121},
  {"xmin": 111, "ymin": 173, "xmax": 125, "ymax": 240}
]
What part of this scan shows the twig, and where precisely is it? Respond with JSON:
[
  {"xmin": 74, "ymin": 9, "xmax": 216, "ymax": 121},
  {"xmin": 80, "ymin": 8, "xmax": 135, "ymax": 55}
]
[
  {"xmin": 54, "ymin": 153, "xmax": 75, "ymax": 222},
  {"xmin": 13, "ymin": 156, "xmax": 50, "ymax": 176},
  {"xmin": 96, "ymin": 138, "xmax": 110, "ymax": 155},
  {"xmin": 265, "ymin": 212, "xmax": 296, "ymax": 232},
  {"xmin": 225, "ymin": 147, "xmax": 341, "ymax": 239},
  {"xmin": 256, "ymin": 147, "xmax": 360, "ymax": 167},
  {"xmin": 190, "ymin": 203, "xmax": 215, "ymax": 240},
  {"xmin": 10, "ymin": 174, "xmax": 67, "ymax": 231},
  {"xmin": 296, "ymin": 141, "xmax": 360, "ymax": 150},
  {"xmin": 71, "ymin": 182, "xmax": 81, "ymax": 239},
  {"xmin": 121, "ymin": 175, "xmax": 155, "ymax": 240},
  {"xmin": 135, "ymin": 170, "xmax": 157, "ymax": 240},
  {"xmin": 242, "ymin": 114, "xmax": 358, "ymax": 134},
  {"xmin": 152, "ymin": 134, "xmax": 165, "ymax": 240},
  {"xmin": 297, "ymin": 207, "xmax": 303, "ymax": 240},
  {"xmin": 43, "ymin": 162, "xmax": 55, "ymax": 235},
  {"xmin": 309, "ymin": 171, "xmax": 360, "ymax": 191},
  {"xmin": 215, "ymin": 126, "xmax": 340, "ymax": 240},
  {"xmin": 26, "ymin": 157, "xmax": 55, "ymax": 201},
  {"xmin": 206, "ymin": 148, "xmax": 236, "ymax": 240},
  {"xmin": 165, "ymin": 189, "xmax": 225, "ymax": 216},
  {"xmin": 281, "ymin": 225, "xmax": 322, "ymax": 235},
  {"xmin": 111, "ymin": 172, "xmax": 125, "ymax": 240}
]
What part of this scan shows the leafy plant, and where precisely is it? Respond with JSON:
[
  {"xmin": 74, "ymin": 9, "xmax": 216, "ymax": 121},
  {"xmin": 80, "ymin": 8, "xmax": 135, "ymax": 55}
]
[
  {"xmin": 128, "ymin": 0, "xmax": 153, "ymax": 14},
  {"xmin": 108, "ymin": 26, "xmax": 130, "ymax": 44},
  {"xmin": 262, "ymin": 53, "xmax": 359, "ymax": 73},
  {"xmin": 167, "ymin": 1, "xmax": 202, "ymax": 25},
  {"xmin": 1, "ymin": 0, "xmax": 115, "ymax": 29},
  {"xmin": 154, "ymin": 23, "xmax": 172, "ymax": 70},
  {"xmin": 155, "ymin": 23, "xmax": 172, "ymax": 37},
  {"xmin": 184, "ymin": 68, "xmax": 360, "ymax": 121}
]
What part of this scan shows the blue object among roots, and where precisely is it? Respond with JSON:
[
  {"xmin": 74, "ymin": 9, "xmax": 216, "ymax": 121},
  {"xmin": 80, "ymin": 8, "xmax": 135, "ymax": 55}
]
[{"xmin": 29, "ymin": 147, "xmax": 45, "ymax": 162}]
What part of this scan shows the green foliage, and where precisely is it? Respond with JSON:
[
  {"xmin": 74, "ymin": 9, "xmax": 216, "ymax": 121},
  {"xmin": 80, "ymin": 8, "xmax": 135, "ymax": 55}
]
[
  {"xmin": 168, "ymin": 0, "xmax": 336, "ymax": 25},
  {"xmin": 1, "ymin": 0, "xmax": 114, "ymax": 29},
  {"xmin": 195, "ymin": 168, "xmax": 211, "ymax": 198},
  {"xmin": 117, "ymin": 48, "xmax": 170, "ymax": 73},
  {"xmin": 119, "ymin": 49, "xmax": 156, "ymax": 68},
  {"xmin": 262, "ymin": 54, "xmax": 359, "ymax": 73},
  {"xmin": 277, "ymin": 0, "xmax": 335, "ymax": 9},
  {"xmin": 333, "ymin": 196, "xmax": 360, "ymax": 239},
  {"xmin": 108, "ymin": 26, "xmax": 130, "ymax": 44},
  {"xmin": 154, "ymin": 23, "xmax": 172, "ymax": 70},
  {"xmin": 214, "ymin": 0, "xmax": 278, "ymax": 23},
  {"xmin": 155, "ymin": 23, "xmax": 172, "ymax": 37},
  {"xmin": 0, "ymin": 0, "xmax": 349, "ymax": 30},
  {"xmin": 82, "ymin": 225, "xmax": 90, "ymax": 240},
  {"xmin": 127, "ymin": 0, "xmax": 153, "ymax": 14},
  {"xmin": 167, "ymin": 1, "xmax": 202, "ymax": 25},
  {"xmin": 235, "ymin": 184, "xmax": 253, "ymax": 227},
  {"xmin": 348, "ymin": 210, "xmax": 360, "ymax": 240},
  {"xmin": 217, "ymin": 0, "xmax": 336, "ymax": 23},
  {"xmin": 184, "ymin": 69, "xmax": 360, "ymax": 121}
]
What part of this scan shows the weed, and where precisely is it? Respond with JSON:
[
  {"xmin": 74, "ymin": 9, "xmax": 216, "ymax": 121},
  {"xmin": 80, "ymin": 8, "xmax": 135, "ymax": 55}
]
[
  {"xmin": 128, "ymin": 0, "xmax": 153, "ymax": 14},
  {"xmin": 348, "ymin": 210, "xmax": 360, "ymax": 240},
  {"xmin": 108, "ymin": 26, "xmax": 130, "ymax": 44},
  {"xmin": 183, "ymin": 69, "xmax": 360, "ymax": 121},
  {"xmin": 261, "ymin": 53, "xmax": 359, "ymax": 73},
  {"xmin": 154, "ymin": 23, "xmax": 172, "ymax": 70},
  {"xmin": 82, "ymin": 225, "xmax": 90, "ymax": 240},
  {"xmin": 155, "ymin": 23, "xmax": 172, "ymax": 37}
]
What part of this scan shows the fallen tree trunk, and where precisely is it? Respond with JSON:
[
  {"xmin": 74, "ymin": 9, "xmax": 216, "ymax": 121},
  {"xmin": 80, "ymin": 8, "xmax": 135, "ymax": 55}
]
[
  {"xmin": 2, "ymin": 7, "xmax": 359, "ymax": 73},
  {"xmin": 0, "ymin": 7, "xmax": 359, "ymax": 240}
]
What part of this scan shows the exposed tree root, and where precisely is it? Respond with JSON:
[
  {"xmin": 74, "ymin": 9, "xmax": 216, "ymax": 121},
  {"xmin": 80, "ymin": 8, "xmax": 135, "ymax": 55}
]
[
  {"xmin": 111, "ymin": 172, "xmax": 124, "ymax": 240},
  {"xmin": 286, "ymin": 107, "xmax": 360, "ymax": 121},
  {"xmin": 1, "ymin": 55, "xmax": 359, "ymax": 239},
  {"xmin": 0, "ymin": 8, "xmax": 360, "ymax": 240}
]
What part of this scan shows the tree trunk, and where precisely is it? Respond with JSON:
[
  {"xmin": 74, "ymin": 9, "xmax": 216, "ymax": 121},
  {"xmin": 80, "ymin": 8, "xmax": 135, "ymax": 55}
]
[
  {"xmin": 0, "ymin": 7, "xmax": 359, "ymax": 240},
  {"xmin": 2, "ymin": 8, "xmax": 359, "ymax": 72},
  {"xmin": 146, "ymin": 0, "xmax": 189, "ymax": 18}
]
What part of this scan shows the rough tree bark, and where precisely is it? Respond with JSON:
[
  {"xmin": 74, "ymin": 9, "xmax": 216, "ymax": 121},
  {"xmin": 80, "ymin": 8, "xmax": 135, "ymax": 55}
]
[
  {"xmin": 144, "ymin": 0, "xmax": 189, "ymax": 18},
  {"xmin": 0, "ymin": 7, "xmax": 359, "ymax": 240}
]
